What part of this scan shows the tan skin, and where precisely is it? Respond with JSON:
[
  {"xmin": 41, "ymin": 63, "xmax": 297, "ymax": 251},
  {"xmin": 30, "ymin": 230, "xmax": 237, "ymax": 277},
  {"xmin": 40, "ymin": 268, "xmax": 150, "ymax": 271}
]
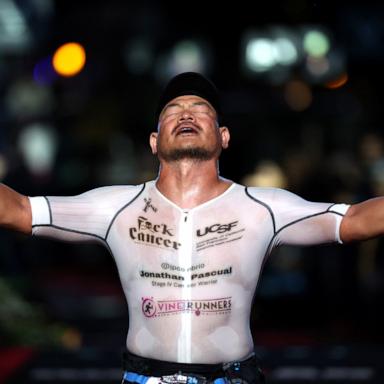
[
  {"xmin": 0, "ymin": 94, "xmax": 383, "ymax": 243},
  {"xmin": 150, "ymin": 95, "xmax": 231, "ymax": 209}
]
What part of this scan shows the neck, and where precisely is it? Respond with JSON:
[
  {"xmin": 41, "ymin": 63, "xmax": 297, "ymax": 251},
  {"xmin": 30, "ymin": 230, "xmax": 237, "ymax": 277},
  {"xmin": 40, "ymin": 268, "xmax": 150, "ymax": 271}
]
[{"xmin": 155, "ymin": 159, "xmax": 232, "ymax": 209}]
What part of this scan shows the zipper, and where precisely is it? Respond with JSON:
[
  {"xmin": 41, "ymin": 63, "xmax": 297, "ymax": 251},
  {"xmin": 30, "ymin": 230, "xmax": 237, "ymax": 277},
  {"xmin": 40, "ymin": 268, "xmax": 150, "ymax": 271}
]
[{"xmin": 178, "ymin": 210, "xmax": 193, "ymax": 362}]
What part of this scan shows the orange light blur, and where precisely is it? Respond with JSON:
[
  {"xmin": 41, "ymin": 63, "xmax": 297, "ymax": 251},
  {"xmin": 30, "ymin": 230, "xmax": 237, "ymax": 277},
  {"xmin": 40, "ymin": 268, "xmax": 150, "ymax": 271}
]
[
  {"xmin": 52, "ymin": 42, "xmax": 86, "ymax": 77},
  {"xmin": 325, "ymin": 73, "xmax": 348, "ymax": 89},
  {"xmin": 284, "ymin": 80, "xmax": 313, "ymax": 111}
]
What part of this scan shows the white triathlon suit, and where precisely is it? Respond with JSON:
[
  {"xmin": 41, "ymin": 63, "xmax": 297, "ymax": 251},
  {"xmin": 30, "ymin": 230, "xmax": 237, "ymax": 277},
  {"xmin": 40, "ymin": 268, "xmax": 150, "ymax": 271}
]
[{"xmin": 29, "ymin": 180, "xmax": 349, "ymax": 364}]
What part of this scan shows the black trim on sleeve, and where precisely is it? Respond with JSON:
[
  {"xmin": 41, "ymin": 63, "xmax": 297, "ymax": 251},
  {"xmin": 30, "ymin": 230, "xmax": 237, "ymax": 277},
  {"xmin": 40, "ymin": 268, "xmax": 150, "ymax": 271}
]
[
  {"xmin": 275, "ymin": 210, "xmax": 330, "ymax": 237},
  {"xmin": 43, "ymin": 196, "xmax": 53, "ymax": 225},
  {"xmin": 327, "ymin": 203, "xmax": 336, "ymax": 211},
  {"xmin": 245, "ymin": 187, "xmax": 276, "ymax": 233},
  {"xmin": 265, "ymin": 206, "xmax": 344, "ymax": 257},
  {"xmin": 105, "ymin": 183, "xmax": 146, "ymax": 240},
  {"xmin": 327, "ymin": 203, "xmax": 346, "ymax": 216},
  {"xmin": 31, "ymin": 224, "xmax": 113, "ymax": 254},
  {"xmin": 264, "ymin": 212, "xmax": 327, "ymax": 258}
]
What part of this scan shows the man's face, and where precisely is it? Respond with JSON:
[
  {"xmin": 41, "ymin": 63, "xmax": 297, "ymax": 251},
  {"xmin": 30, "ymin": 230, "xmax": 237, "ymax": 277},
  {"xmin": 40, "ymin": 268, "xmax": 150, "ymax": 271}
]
[{"xmin": 150, "ymin": 95, "xmax": 229, "ymax": 162}]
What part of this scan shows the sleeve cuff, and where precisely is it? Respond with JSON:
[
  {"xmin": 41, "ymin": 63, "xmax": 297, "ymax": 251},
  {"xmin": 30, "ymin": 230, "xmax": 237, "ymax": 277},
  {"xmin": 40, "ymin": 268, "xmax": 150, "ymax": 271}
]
[
  {"xmin": 329, "ymin": 203, "xmax": 350, "ymax": 215},
  {"xmin": 29, "ymin": 196, "xmax": 51, "ymax": 226},
  {"xmin": 329, "ymin": 203, "xmax": 350, "ymax": 244}
]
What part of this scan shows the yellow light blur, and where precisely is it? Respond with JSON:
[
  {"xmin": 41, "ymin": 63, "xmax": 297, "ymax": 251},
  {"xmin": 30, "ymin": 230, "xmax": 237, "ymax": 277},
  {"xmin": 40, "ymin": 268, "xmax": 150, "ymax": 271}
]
[
  {"xmin": 284, "ymin": 80, "xmax": 312, "ymax": 111},
  {"xmin": 52, "ymin": 42, "xmax": 86, "ymax": 77},
  {"xmin": 242, "ymin": 161, "xmax": 287, "ymax": 189},
  {"xmin": 325, "ymin": 73, "xmax": 348, "ymax": 89},
  {"xmin": 60, "ymin": 327, "xmax": 83, "ymax": 350}
]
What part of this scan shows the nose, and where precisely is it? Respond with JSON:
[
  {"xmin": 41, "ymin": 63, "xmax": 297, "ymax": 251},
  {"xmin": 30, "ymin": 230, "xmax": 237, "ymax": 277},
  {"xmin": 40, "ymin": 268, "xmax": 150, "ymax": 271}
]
[{"xmin": 178, "ymin": 108, "xmax": 195, "ymax": 122}]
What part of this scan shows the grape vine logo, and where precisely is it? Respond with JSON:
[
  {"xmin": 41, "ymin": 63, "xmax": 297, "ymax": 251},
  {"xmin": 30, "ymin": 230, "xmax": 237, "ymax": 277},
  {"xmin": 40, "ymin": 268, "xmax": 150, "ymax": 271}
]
[{"xmin": 141, "ymin": 296, "xmax": 232, "ymax": 318}]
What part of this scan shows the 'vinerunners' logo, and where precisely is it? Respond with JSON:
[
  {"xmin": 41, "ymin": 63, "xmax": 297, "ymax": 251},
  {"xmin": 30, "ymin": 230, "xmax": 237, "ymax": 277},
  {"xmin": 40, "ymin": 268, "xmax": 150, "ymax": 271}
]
[
  {"xmin": 142, "ymin": 297, "xmax": 157, "ymax": 317},
  {"xmin": 141, "ymin": 297, "xmax": 232, "ymax": 318}
]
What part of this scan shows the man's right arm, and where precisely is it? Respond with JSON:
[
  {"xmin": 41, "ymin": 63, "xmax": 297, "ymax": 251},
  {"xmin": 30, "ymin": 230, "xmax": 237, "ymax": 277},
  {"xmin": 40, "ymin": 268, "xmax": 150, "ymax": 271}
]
[{"xmin": 0, "ymin": 184, "xmax": 32, "ymax": 235}]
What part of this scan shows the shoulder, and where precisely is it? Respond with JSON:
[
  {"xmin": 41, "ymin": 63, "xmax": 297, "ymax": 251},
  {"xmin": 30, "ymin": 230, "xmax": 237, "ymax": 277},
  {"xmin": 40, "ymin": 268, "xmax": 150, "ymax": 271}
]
[
  {"xmin": 53, "ymin": 183, "xmax": 147, "ymax": 207},
  {"xmin": 244, "ymin": 186, "xmax": 299, "ymax": 202}
]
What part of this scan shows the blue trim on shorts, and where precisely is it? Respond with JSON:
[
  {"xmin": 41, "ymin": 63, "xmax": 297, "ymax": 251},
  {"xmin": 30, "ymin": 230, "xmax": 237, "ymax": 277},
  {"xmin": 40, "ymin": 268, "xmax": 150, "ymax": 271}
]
[
  {"xmin": 123, "ymin": 371, "xmax": 150, "ymax": 384},
  {"xmin": 123, "ymin": 371, "xmax": 227, "ymax": 384}
]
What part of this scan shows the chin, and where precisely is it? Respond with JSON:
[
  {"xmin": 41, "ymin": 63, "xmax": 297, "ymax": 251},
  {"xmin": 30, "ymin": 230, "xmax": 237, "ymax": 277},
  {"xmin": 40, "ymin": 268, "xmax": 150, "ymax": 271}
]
[{"xmin": 160, "ymin": 147, "xmax": 216, "ymax": 162}]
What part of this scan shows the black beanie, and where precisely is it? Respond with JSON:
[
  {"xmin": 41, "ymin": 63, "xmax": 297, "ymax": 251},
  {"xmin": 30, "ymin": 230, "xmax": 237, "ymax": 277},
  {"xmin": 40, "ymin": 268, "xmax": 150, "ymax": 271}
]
[{"xmin": 156, "ymin": 72, "xmax": 221, "ymax": 121}]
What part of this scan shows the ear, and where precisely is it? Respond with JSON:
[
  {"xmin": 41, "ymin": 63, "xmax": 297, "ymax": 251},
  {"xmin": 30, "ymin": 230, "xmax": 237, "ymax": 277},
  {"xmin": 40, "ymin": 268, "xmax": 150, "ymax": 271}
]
[
  {"xmin": 219, "ymin": 126, "xmax": 230, "ymax": 149},
  {"xmin": 149, "ymin": 132, "xmax": 158, "ymax": 154}
]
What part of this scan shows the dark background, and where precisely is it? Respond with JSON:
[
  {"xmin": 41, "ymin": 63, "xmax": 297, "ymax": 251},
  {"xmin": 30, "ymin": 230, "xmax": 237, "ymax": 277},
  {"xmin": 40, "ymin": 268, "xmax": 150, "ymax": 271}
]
[{"xmin": 1, "ymin": 0, "xmax": 384, "ymax": 382}]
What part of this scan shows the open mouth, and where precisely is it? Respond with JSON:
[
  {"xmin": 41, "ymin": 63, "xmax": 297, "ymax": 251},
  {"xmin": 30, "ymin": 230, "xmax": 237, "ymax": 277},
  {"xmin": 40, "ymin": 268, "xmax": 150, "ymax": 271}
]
[{"xmin": 175, "ymin": 125, "xmax": 199, "ymax": 136}]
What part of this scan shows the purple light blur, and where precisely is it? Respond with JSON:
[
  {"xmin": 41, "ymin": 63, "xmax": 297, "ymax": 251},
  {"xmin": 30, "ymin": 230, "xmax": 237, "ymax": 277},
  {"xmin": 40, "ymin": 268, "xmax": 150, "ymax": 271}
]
[{"xmin": 33, "ymin": 56, "xmax": 57, "ymax": 85}]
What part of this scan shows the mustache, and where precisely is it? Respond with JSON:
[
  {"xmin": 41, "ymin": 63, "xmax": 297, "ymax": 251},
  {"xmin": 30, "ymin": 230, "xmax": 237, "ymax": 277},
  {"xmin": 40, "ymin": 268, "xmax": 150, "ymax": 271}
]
[{"xmin": 172, "ymin": 123, "xmax": 201, "ymax": 135}]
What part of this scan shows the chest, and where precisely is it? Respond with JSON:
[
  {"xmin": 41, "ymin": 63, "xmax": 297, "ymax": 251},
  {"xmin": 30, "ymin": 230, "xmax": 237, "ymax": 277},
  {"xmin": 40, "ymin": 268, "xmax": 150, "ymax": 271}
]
[{"xmin": 109, "ymin": 189, "xmax": 273, "ymax": 282}]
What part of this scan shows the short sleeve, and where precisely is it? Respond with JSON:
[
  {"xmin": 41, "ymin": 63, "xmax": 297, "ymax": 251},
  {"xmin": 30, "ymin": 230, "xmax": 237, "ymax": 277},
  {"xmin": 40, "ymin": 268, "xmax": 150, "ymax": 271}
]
[
  {"xmin": 29, "ymin": 184, "xmax": 145, "ymax": 246},
  {"xmin": 246, "ymin": 187, "xmax": 350, "ymax": 249}
]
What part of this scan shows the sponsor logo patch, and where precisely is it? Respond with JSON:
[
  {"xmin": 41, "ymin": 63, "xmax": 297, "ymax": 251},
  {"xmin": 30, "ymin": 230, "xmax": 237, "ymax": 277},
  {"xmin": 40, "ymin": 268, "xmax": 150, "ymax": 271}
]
[
  {"xmin": 142, "ymin": 296, "xmax": 232, "ymax": 317},
  {"xmin": 129, "ymin": 216, "xmax": 181, "ymax": 250},
  {"xmin": 142, "ymin": 198, "xmax": 158, "ymax": 213},
  {"xmin": 195, "ymin": 220, "xmax": 245, "ymax": 251}
]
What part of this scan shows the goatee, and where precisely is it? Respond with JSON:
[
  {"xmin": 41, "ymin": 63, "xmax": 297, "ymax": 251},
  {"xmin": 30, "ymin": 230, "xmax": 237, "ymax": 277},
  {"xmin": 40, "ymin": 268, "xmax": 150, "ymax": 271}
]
[{"xmin": 158, "ymin": 147, "xmax": 217, "ymax": 162}]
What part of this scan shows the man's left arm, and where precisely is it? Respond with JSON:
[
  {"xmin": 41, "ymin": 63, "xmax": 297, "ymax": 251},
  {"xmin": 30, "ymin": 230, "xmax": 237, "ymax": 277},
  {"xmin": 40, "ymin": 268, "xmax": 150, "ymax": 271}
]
[{"xmin": 340, "ymin": 197, "xmax": 384, "ymax": 243}]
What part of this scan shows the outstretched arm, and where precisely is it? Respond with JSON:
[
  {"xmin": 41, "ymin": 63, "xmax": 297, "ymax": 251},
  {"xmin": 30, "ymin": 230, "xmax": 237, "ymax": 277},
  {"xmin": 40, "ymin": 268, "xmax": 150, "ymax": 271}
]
[
  {"xmin": 340, "ymin": 197, "xmax": 384, "ymax": 243},
  {"xmin": 0, "ymin": 184, "xmax": 32, "ymax": 234}
]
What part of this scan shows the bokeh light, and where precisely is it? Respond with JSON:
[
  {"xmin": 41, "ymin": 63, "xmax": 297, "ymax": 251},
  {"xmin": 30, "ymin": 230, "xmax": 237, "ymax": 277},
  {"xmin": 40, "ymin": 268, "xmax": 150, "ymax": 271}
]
[
  {"xmin": 325, "ymin": 73, "xmax": 349, "ymax": 89},
  {"xmin": 156, "ymin": 39, "xmax": 210, "ymax": 81},
  {"xmin": 18, "ymin": 123, "xmax": 58, "ymax": 175},
  {"xmin": 33, "ymin": 56, "xmax": 57, "ymax": 85},
  {"xmin": 242, "ymin": 161, "xmax": 287, "ymax": 188},
  {"xmin": 274, "ymin": 37, "xmax": 298, "ymax": 65},
  {"xmin": 52, "ymin": 42, "xmax": 86, "ymax": 77},
  {"xmin": 303, "ymin": 29, "xmax": 330, "ymax": 58},
  {"xmin": 246, "ymin": 38, "xmax": 276, "ymax": 72},
  {"xmin": 284, "ymin": 80, "xmax": 312, "ymax": 111}
]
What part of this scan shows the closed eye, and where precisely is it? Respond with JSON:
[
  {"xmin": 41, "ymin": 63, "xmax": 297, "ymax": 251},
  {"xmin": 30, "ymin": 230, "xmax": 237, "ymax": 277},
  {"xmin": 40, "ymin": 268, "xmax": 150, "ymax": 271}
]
[
  {"xmin": 190, "ymin": 102, "xmax": 212, "ymax": 113},
  {"xmin": 163, "ymin": 104, "xmax": 183, "ymax": 115}
]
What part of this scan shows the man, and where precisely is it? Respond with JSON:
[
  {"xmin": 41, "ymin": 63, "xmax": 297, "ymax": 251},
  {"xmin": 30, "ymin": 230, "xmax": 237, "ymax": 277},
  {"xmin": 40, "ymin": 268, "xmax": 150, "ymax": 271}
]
[{"xmin": 0, "ymin": 72, "xmax": 383, "ymax": 383}]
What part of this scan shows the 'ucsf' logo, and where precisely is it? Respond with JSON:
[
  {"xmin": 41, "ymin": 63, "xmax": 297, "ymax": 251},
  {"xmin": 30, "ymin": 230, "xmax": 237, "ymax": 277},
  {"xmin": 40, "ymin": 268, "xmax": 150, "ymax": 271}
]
[{"xmin": 196, "ymin": 221, "xmax": 238, "ymax": 237}]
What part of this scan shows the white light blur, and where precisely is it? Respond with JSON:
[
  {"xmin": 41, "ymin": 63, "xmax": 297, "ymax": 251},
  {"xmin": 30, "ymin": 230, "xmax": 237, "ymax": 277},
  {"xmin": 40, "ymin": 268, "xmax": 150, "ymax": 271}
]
[
  {"xmin": 156, "ymin": 39, "xmax": 210, "ymax": 81},
  {"xmin": 244, "ymin": 30, "xmax": 299, "ymax": 74},
  {"xmin": 169, "ymin": 40, "xmax": 207, "ymax": 74},
  {"xmin": 0, "ymin": 0, "xmax": 25, "ymax": 36},
  {"xmin": 246, "ymin": 38, "xmax": 276, "ymax": 72},
  {"xmin": 18, "ymin": 123, "xmax": 57, "ymax": 175},
  {"xmin": 274, "ymin": 37, "xmax": 298, "ymax": 65},
  {"xmin": 0, "ymin": 0, "xmax": 31, "ymax": 51}
]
